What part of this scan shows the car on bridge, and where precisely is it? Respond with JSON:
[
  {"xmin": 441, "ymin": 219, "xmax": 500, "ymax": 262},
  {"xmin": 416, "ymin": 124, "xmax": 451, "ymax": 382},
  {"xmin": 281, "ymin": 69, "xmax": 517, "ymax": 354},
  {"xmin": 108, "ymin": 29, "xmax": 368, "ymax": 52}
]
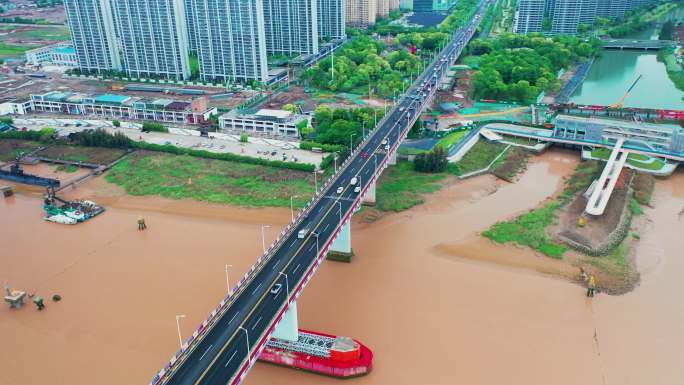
[{"xmin": 270, "ymin": 283, "xmax": 282, "ymax": 295}]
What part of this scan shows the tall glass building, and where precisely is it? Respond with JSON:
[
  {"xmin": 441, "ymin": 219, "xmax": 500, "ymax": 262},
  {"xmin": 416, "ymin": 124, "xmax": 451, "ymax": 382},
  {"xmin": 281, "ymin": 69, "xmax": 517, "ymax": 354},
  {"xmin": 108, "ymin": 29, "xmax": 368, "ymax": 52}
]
[
  {"xmin": 191, "ymin": 0, "xmax": 269, "ymax": 83},
  {"xmin": 112, "ymin": 0, "xmax": 191, "ymax": 80},
  {"xmin": 64, "ymin": 0, "xmax": 121, "ymax": 73}
]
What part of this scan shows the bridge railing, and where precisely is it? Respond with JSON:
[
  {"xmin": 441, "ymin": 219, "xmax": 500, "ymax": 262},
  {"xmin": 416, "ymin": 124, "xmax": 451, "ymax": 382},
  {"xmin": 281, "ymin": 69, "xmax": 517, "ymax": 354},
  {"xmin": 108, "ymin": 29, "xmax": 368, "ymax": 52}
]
[{"xmin": 152, "ymin": 5, "xmax": 489, "ymax": 384}]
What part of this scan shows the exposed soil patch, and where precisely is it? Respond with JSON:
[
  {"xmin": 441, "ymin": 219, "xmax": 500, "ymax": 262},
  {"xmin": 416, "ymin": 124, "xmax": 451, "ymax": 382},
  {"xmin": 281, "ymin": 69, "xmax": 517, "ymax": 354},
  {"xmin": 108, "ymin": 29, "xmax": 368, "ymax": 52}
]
[
  {"xmin": 0, "ymin": 139, "xmax": 42, "ymax": 162},
  {"xmin": 492, "ymin": 147, "xmax": 530, "ymax": 182}
]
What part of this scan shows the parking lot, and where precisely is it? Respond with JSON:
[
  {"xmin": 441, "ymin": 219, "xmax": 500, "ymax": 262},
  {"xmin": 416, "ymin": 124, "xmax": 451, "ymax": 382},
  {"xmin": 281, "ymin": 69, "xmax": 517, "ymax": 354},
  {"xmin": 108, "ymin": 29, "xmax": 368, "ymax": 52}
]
[{"xmin": 12, "ymin": 117, "xmax": 325, "ymax": 166}]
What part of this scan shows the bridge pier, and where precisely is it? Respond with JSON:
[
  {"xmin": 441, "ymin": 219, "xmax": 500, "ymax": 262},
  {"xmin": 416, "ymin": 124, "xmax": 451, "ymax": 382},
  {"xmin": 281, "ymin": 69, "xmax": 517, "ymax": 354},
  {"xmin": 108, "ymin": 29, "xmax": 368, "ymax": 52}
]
[
  {"xmin": 327, "ymin": 220, "xmax": 353, "ymax": 262},
  {"xmin": 272, "ymin": 301, "xmax": 299, "ymax": 342},
  {"xmin": 388, "ymin": 151, "xmax": 397, "ymax": 166},
  {"xmin": 362, "ymin": 180, "xmax": 376, "ymax": 206}
]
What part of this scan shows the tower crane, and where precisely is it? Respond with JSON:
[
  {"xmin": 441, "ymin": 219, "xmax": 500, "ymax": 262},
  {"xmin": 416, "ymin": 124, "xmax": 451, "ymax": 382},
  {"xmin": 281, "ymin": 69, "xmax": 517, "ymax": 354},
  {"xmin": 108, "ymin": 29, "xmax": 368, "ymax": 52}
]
[{"xmin": 610, "ymin": 74, "xmax": 642, "ymax": 108}]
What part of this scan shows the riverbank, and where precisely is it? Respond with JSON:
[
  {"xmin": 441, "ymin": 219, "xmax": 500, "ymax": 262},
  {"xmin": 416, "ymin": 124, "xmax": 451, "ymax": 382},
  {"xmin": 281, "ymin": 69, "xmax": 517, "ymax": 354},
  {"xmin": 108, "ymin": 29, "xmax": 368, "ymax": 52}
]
[
  {"xmin": 2, "ymin": 149, "xmax": 684, "ymax": 385},
  {"xmin": 658, "ymin": 47, "xmax": 684, "ymax": 92}
]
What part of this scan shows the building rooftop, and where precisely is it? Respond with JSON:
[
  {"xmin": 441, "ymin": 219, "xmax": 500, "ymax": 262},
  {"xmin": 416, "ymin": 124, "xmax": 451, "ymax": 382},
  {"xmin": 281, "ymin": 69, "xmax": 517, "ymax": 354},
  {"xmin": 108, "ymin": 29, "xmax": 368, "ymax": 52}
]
[
  {"xmin": 255, "ymin": 109, "xmax": 292, "ymax": 119},
  {"xmin": 94, "ymin": 94, "xmax": 131, "ymax": 105},
  {"xmin": 555, "ymin": 114, "xmax": 682, "ymax": 134}
]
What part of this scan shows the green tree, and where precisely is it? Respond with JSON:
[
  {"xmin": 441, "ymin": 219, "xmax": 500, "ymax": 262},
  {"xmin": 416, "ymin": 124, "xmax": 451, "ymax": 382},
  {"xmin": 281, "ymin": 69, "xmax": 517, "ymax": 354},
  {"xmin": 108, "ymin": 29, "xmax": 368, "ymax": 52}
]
[{"xmin": 112, "ymin": 119, "xmax": 121, "ymax": 127}]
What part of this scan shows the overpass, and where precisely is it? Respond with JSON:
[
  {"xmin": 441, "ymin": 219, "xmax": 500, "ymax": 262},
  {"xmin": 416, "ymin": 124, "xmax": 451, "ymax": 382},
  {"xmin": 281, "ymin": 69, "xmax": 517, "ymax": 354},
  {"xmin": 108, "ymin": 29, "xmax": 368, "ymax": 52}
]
[
  {"xmin": 149, "ymin": 2, "xmax": 494, "ymax": 385},
  {"xmin": 601, "ymin": 38, "xmax": 674, "ymax": 50}
]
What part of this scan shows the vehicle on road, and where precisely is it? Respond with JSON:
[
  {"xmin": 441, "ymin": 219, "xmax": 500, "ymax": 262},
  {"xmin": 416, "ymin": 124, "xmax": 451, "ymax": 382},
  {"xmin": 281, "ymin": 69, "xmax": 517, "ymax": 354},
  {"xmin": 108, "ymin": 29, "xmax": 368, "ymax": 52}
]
[
  {"xmin": 298, "ymin": 228, "xmax": 309, "ymax": 239},
  {"xmin": 354, "ymin": 186, "xmax": 361, "ymax": 193},
  {"xmin": 350, "ymin": 177, "xmax": 358, "ymax": 186},
  {"xmin": 270, "ymin": 283, "xmax": 282, "ymax": 295},
  {"xmin": 360, "ymin": 151, "xmax": 369, "ymax": 159},
  {"xmin": 336, "ymin": 186, "xmax": 344, "ymax": 194}
]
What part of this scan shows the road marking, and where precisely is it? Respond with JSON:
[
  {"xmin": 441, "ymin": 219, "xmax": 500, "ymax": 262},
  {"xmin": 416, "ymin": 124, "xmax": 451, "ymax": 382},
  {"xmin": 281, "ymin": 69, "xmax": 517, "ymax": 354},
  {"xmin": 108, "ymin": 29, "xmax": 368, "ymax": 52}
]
[
  {"xmin": 293, "ymin": 263, "xmax": 301, "ymax": 274},
  {"xmin": 228, "ymin": 312, "xmax": 239, "ymax": 325},
  {"xmin": 323, "ymin": 223, "xmax": 329, "ymax": 233},
  {"xmin": 271, "ymin": 260, "xmax": 280, "ymax": 270},
  {"xmin": 308, "ymin": 243, "xmax": 315, "ymax": 252},
  {"xmin": 252, "ymin": 282, "xmax": 262, "ymax": 296},
  {"xmin": 350, "ymin": 167, "xmax": 355, "ymax": 172},
  {"xmin": 289, "ymin": 240, "xmax": 297, "ymax": 249},
  {"xmin": 199, "ymin": 345, "xmax": 213, "ymax": 361},
  {"xmin": 224, "ymin": 351, "xmax": 237, "ymax": 367},
  {"xmin": 251, "ymin": 316, "xmax": 262, "ymax": 331}
]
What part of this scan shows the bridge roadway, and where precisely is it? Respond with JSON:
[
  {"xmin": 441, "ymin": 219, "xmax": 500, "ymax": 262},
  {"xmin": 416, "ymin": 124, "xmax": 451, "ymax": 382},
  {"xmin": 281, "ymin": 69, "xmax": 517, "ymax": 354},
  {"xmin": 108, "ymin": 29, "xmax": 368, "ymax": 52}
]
[
  {"xmin": 601, "ymin": 38, "xmax": 673, "ymax": 50},
  {"xmin": 156, "ymin": 3, "xmax": 491, "ymax": 385}
]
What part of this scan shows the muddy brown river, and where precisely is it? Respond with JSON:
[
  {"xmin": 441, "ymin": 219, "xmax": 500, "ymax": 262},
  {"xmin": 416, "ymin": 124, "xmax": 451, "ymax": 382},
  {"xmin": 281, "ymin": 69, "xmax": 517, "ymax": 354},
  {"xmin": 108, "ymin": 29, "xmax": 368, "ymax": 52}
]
[{"xmin": 1, "ymin": 150, "xmax": 682, "ymax": 385}]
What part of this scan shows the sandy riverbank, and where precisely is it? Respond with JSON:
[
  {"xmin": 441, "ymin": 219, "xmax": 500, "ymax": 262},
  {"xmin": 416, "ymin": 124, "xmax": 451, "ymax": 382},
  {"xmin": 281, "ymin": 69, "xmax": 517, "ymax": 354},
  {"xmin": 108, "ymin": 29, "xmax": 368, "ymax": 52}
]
[{"xmin": 2, "ymin": 149, "xmax": 683, "ymax": 385}]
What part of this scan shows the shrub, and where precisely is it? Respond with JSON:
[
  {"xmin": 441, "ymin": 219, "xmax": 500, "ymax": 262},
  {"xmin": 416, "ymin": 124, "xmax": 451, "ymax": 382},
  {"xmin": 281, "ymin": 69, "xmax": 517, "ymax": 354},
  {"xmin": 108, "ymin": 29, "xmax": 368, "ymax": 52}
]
[
  {"xmin": 141, "ymin": 122, "xmax": 167, "ymax": 133},
  {"xmin": 414, "ymin": 146, "xmax": 448, "ymax": 173},
  {"xmin": 240, "ymin": 132, "xmax": 249, "ymax": 143},
  {"xmin": 112, "ymin": 119, "xmax": 121, "ymax": 127},
  {"xmin": 0, "ymin": 117, "xmax": 13, "ymax": 124},
  {"xmin": 52, "ymin": 294, "xmax": 61, "ymax": 302},
  {"xmin": 299, "ymin": 141, "xmax": 344, "ymax": 153}
]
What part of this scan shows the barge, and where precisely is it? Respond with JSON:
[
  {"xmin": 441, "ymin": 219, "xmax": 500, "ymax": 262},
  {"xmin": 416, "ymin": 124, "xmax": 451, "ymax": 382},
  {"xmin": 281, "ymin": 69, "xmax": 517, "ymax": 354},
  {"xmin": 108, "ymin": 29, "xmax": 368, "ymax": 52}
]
[{"xmin": 259, "ymin": 329, "xmax": 373, "ymax": 378}]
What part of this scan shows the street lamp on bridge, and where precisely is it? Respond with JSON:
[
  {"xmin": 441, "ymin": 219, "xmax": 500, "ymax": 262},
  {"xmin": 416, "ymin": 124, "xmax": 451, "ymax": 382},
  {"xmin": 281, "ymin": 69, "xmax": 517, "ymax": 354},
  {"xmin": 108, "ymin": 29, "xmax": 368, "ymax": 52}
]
[
  {"xmin": 175, "ymin": 314, "xmax": 186, "ymax": 349},
  {"xmin": 261, "ymin": 225, "xmax": 271, "ymax": 253},
  {"xmin": 238, "ymin": 326, "xmax": 250, "ymax": 361}
]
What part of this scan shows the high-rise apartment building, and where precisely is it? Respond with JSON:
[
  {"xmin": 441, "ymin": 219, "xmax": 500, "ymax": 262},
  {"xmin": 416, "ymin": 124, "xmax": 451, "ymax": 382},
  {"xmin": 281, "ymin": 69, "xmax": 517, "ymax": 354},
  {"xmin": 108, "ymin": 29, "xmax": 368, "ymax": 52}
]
[
  {"xmin": 551, "ymin": 0, "xmax": 581, "ymax": 35},
  {"xmin": 190, "ymin": 0, "xmax": 269, "ymax": 83},
  {"xmin": 184, "ymin": 0, "xmax": 198, "ymax": 53},
  {"xmin": 64, "ymin": 0, "xmax": 121, "ymax": 73},
  {"xmin": 513, "ymin": 0, "xmax": 545, "ymax": 34},
  {"xmin": 346, "ymin": 0, "xmax": 376, "ymax": 26},
  {"xmin": 317, "ymin": 0, "xmax": 346, "ymax": 40},
  {"xmin": 377, "ymin": 0, "xmax": 389, "ymax": 17},
  {"xmin": 111, "ymin": 0, "xmax": 190, "ymax": 80},
  {"xmin": 263, "ymin": 0, "xmax": 319, "ymax": 56}
]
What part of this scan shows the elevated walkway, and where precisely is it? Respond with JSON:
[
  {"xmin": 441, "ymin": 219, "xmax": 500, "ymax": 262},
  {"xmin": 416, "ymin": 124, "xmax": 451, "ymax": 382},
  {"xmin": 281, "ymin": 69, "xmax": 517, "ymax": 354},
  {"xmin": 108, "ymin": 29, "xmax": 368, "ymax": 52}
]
[{"xmin": 585, "ymin": 138, "xmax": 626, "ymax": 216}]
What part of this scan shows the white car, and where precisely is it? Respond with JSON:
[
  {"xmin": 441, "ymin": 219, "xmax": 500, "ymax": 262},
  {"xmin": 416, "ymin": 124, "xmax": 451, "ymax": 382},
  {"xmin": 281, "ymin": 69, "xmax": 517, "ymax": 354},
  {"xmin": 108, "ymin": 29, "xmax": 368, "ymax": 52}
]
[
  {"xmin": 354, "ymin": 186, "xmax": 361, "ymax": 193},
  {"xmin": 336, "ymin": 186, "xmax": 344, "ymax": 194},
  {"xmin": 270, "ymin": 283, "xmax": 283, "ymax": 295}
]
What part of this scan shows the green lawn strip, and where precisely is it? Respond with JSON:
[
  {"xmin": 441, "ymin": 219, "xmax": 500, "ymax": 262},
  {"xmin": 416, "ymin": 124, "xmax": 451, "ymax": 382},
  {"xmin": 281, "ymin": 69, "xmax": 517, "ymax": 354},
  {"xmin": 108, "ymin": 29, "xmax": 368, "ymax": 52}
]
[
  {"xmin": 55, "ymin": 164, "xmax": 79, "ymax": 173},
  {"xmin": 398, "ymin": 146, "xmax": 428, "ymax": 156},
  {"xmin": 449, "ymin": 140, "xmax": 507, "ymax": 176},
  {"xmin": 590, "ymin": 148, "xmax": 665, "ymax": 171},
  {"xmin": 436, "ymin": 130, "xmax": 469, "ymax": 150},
  {"xmin": 105, "ymin": 153, "xmax": 315, "ymax": 208},
  {"xmin": 376, "ymin": 161, "xmax": 447, "ymax": 212}
]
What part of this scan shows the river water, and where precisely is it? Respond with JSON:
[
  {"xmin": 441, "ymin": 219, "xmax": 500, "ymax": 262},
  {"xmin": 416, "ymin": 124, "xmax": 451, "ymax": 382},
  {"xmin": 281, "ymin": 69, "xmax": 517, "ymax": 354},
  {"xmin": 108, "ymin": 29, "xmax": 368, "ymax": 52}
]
[
  {"xmin": 2, "ymin": 151, "xmax": 684, "ymax": 385},
  {"xmin": 571, "ymin": 7, "xmax": 684, "ymax": 110}
]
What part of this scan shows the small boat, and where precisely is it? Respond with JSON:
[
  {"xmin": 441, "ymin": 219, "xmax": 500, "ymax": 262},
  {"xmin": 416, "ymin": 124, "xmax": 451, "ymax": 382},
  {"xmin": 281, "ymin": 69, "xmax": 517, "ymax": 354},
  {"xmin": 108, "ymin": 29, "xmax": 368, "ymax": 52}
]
[{"xmin": 44, "ymin": 214, "xmax": 77, "ymax": 225}]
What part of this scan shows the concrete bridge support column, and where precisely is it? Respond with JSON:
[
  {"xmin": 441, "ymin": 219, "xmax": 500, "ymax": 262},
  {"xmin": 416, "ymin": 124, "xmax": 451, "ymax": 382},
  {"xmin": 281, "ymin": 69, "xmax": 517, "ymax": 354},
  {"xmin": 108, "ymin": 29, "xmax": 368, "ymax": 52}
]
[
  {"xmin": 388, "ymin": 151, "xmax": 397, "ymax": 166},
  {"xmin": 362, "ymin": 180, "xmax": 376, "ymax": 206},
  {"xmin": 272, "ymin": 300, "xmax": 299, "ymax": 342},
  {"xmin": 327, "ymin": 220, "xmax": 353, "ymax": 262}
]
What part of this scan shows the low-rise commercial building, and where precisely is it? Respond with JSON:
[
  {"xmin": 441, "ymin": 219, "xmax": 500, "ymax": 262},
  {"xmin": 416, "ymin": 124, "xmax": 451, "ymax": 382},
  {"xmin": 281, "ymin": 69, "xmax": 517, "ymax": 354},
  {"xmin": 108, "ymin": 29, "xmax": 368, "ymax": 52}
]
[
  {"xmin": 553, "ymin": 115, "xmax": 684, "ymax": 155},
  {"xmin": 7, "ymin": 92, "xmax": 216, "ymax": 125},
  {"xmin": 25, "ymin": 43, "xmax": 78, "ymax": 67},
  {"xmin": 219, "ymin": 109, "xmax": 308, "ymax": 138}
]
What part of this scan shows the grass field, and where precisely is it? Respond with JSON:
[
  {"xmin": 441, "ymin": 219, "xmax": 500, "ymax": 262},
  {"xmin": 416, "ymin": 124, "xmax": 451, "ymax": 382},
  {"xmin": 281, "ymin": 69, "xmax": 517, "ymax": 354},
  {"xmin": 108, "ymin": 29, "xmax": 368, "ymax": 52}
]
[
  {"xmin": 482, "ymin": 161, "xmax": 601, "ymax": 258},
  {"xmin": 105, "ymin": 152, "xmax": 315, "ymax": 208},
  {"xmin": 376, "ymin": 161, "xmax": 447, "ymax": 212},
  {"xmin": 9, "ymin": 26, "xmax": 70, "ymax": 41},
  {"xmin": 0, "ymin": 42, "xmax": 34, "ymax": 60}
]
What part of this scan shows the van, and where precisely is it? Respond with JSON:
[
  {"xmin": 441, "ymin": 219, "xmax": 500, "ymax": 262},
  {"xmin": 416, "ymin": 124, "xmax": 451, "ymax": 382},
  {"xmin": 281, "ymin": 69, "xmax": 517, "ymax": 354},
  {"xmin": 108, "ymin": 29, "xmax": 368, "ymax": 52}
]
[
  {"xmin": 298, "ymin": 228, "xmax": 309, "ymax": 239},
  {"xmin": 399, "ymin": 107, "xmax": 405, "ymax": 112},
  {"xmin": 350, "ymin": 176, "xmax": 358, "ymax": 186}
]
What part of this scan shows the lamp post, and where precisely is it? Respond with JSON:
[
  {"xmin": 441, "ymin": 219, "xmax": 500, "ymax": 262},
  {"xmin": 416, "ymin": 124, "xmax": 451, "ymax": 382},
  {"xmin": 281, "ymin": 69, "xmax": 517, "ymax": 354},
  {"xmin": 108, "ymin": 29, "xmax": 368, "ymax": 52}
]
[
  {"xmin": 350, "ymin": 133, "xmax": 356, "ymax": 153},
  {"xmin": 238, "ymin": 326, "xmax": 250, "ymax": 360},
  {"xmin": 312, "ymin": 232, "xmax": 320, "ymax": 256},
  {"xmin": 278, "ymin": 271, "xmax": 289, "ymax": 297},
  {"xmin": 289, "ymin": 195, "xmax": 299, "ymax": 223},
  {"xmin": 336, "ymin": 201, "xmax": 342, "ymax": 222},
  {"xmin": 362, "ymin": 121, "xmax": 366, "ymax": 140},
  {"xmin": 261, "ymin": 225, "xmax": 271, "ymax": 253},
  {"xmin": 175, "ymin": 314, "xmax": 186, "ymax": 349},
  {"xmin": 225, "ymin": 264, "xmax": 232, "ymax": 292}
]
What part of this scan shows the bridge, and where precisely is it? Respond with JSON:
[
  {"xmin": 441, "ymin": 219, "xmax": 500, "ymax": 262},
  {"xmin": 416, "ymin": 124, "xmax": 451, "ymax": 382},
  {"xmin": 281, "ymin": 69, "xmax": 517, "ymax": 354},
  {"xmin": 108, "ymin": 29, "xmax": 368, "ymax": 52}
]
[
  {"xmin": 601, "ymin": 38, "xmax": 674, "ymax": 50},
  {"xmin": 148, "ymin": 2, "xmax": 494, "ymax": 385}
]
